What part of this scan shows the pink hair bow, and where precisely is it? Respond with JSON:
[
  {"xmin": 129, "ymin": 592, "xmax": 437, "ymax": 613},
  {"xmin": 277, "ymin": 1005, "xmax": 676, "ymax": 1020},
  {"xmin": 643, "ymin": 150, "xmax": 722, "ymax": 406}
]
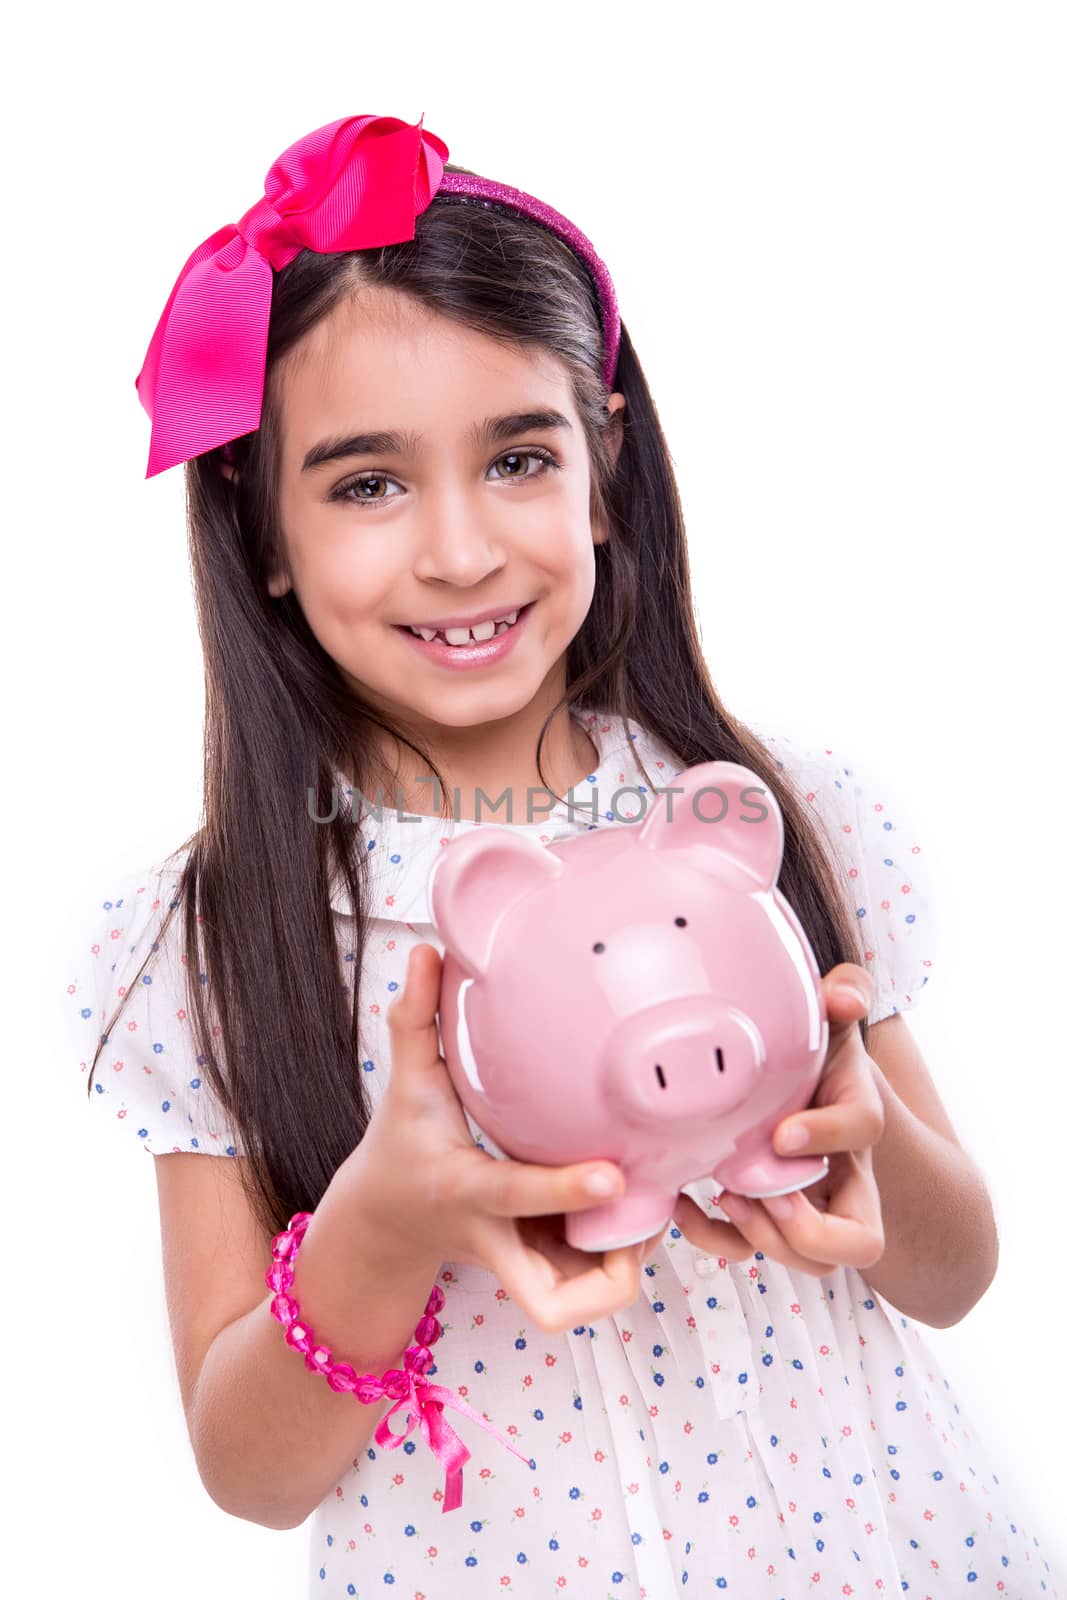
[
  {"xmin": 134, "ymin": 114, "xmax": 448, "ymax": 479},
  {"xmin": 374, "ymin": 1363, "xmax": 532, "ymax": 1513}
]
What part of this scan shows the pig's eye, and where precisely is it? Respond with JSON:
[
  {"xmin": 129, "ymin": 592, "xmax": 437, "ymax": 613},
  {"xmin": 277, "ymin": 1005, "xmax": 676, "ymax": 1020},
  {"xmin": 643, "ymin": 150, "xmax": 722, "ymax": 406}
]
[
  {"xmin": 592, "ymin": 941, "xmax": 605, "ymax": 953},
  {"xmin": 675, "ymin": 917, "xmax": 687, "ymax": 927}
]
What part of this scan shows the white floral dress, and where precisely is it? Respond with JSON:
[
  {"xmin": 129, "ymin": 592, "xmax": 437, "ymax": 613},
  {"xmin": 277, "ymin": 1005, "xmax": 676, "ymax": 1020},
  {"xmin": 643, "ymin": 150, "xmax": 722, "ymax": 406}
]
[{"xmin": 65, "ymin": 708, "xmax": 1060, "ymax": 1598}]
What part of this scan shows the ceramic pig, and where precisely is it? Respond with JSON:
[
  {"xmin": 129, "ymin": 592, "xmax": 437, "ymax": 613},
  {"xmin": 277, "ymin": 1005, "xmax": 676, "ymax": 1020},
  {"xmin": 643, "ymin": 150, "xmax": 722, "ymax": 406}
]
[{"xmin": 426, "ymin": 760, "xmax": 831, "ymax": 1252}]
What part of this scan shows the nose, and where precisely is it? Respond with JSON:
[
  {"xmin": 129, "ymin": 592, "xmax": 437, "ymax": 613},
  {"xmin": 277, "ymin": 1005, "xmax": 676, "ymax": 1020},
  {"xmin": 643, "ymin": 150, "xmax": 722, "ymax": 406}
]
[
  {"xmin": 410, "ymin": 478, "xmax": 510, "ymax": 589},
  {"xmin": 603, "ymin": 996, "xmax": 765, "ymax": 1125}
]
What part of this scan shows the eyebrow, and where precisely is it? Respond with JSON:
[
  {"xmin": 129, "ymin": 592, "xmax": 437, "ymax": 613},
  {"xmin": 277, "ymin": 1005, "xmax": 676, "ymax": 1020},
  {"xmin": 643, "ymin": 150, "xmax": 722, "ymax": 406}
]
[{"xmin": 300, "ymin": 409, "xmax": 574, "ymax": 474}]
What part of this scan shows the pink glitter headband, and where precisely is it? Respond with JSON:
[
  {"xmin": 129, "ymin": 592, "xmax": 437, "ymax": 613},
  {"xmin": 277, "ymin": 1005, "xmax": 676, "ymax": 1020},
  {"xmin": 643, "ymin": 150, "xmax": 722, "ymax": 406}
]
[{"xmin": 134, "ymin": 113, "xmax": 621, "ymax": 479}]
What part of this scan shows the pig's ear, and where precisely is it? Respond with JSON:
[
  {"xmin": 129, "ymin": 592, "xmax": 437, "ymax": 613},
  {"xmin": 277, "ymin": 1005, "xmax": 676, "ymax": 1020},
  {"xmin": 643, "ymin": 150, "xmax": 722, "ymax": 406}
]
[
  {"xmin": 640, "ymin": 761, "xmax": 784, "ymax": 890},
  {"xmin": 427, "ymin": 828, "xmax": 564, "ymax": 977}
]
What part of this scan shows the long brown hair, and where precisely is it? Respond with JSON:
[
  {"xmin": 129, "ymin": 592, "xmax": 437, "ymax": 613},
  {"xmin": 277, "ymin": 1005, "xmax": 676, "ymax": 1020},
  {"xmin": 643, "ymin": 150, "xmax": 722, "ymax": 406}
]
[{"xmin": 88, "ymin": 161, "xmax": 865, "ymax": 1242}]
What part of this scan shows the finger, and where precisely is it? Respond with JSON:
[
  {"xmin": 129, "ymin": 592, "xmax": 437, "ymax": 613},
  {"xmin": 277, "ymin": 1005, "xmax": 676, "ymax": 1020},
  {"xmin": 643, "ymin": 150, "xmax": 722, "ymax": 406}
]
[
  {"xmin": 670, "ymin": 1191, "xmax": 756, "ymax": 1262},
  {"xmin": 521, "ymin": 1214, "xmax": 665, "ymax": 1279},
  {"xmin": 774, "ymin": 1045, "xmax": 885, "ymax": 1160},
  {"xmin": 822, "ymin": 965, "xmax": 874, "ymax": 1037},
  {"xmin": 783, "ymin": 1155, "xmax": 886, "ymax": 1269},
  {"xmin": 718, "ymin": 1190, "xmax": 840, "ymax": 1278},
  {"xmin": 514, "ymin": 1213, "xmax": 612, "ymax": 1281},
  {"xmin": 483, "ymin": 1225, "xmax": 638, "ymax": 1333},
  {"xmin": 501, "ymin": 1240, "xmax": 646, "ymax": 1336},
  {"xmin": 723, "ymin": 1165, "xmax": 885, "ymax": 1273},
  {"xmin": 768, "ymin": 1189, "xmax": 884, "ymax": 1272},
  {"xmin": 466, "ymin": 1150, "xmax": 629, "ymax": 1221},
  {"xmin": 385, "ymin": 943, "xmax": 444, "ymax": 1067}
]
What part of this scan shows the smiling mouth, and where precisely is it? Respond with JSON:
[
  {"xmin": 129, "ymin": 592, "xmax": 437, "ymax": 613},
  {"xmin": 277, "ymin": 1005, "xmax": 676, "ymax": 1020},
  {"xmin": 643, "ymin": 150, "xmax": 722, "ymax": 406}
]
[{"xmin": 396, "ymin": 602, "xmax": 533, "ymax": 648}]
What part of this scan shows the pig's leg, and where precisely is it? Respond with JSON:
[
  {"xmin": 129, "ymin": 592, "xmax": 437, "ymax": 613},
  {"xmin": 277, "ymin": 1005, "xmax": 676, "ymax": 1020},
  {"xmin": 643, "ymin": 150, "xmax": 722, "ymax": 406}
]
[
  {"xmin": 713, "ymin": 1147, "xmax": 830, "ymax": 1199},
  {"xmin": 565, "ymin": 1190, "xmax": 674, "ymax": 1252}
]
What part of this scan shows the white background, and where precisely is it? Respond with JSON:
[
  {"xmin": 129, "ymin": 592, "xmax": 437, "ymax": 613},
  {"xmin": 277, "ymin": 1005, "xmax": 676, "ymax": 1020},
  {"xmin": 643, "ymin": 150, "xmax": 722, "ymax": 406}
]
[{"xmin": 11, "ymin": 1, "xmax": 1065, "ymax": 1593}]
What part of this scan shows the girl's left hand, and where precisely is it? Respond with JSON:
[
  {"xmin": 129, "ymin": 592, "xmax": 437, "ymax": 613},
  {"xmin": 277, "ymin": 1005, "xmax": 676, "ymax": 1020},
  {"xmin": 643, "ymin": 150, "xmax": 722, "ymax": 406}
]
[{"xmin": 671, "ymin": 964, "xmax": 887, "ymax": 1279}]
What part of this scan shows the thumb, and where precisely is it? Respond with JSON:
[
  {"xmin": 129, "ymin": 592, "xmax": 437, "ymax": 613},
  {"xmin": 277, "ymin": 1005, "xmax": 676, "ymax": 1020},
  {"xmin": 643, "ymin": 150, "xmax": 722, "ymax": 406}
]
[
  {"xmin": 386, "ymin": 943, "xmax": 445, "ymax": 1069},
  {"xmin": 823, "ymin": 964, "xmax": 874, "ymax": 1033}
]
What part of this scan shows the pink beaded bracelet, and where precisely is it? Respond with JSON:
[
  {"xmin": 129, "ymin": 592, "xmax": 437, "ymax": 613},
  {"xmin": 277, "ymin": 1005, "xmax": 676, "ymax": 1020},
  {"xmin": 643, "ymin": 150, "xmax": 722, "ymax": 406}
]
[{"xmin": 266, "ymin": 1210, "xmax": 531, "ymax": 1513}]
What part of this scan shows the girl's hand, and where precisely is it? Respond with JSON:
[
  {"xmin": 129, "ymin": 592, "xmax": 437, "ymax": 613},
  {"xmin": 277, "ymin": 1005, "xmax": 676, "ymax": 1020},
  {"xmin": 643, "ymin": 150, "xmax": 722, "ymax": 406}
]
[
  {"xmin": 347, "ymin": 943, "xmax": 662, "ymax": 1336},
  {"xmin": 672, "ymin": 965, "xmax": 887, "ymax": 1280}
]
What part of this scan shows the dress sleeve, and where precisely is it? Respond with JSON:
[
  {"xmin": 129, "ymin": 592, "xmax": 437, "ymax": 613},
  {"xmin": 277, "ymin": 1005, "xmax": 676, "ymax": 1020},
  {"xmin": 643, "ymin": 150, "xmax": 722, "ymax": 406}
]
[
  {"xmin": 758, "ymin": 730, "xmax": 938, "ymax": 1024},
  {"xmin": 64, "ymin": 856, "xmax": 246, "ymax": 1156}
]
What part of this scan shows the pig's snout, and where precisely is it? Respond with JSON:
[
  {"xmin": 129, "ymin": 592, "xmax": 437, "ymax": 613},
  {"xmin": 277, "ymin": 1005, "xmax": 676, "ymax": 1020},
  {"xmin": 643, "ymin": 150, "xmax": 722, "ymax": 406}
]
[{"xmin": 603, "ymin": 997, "xmax": 764, "ymax": 1125}]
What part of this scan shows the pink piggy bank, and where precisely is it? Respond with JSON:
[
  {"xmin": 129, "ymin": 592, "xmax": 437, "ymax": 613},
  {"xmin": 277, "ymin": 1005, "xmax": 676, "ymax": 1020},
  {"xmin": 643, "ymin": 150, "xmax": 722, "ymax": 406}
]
[{"xmin": 426, "ymin": 760, "xmax": 831, "ymax": 1252}]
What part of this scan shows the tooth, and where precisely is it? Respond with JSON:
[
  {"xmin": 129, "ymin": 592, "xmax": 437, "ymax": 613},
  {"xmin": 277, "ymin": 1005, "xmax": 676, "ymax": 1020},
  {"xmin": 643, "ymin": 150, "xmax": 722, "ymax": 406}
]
[{"xmin": 409, "ymin": 607, "xmax": 522, "ymax": 644}]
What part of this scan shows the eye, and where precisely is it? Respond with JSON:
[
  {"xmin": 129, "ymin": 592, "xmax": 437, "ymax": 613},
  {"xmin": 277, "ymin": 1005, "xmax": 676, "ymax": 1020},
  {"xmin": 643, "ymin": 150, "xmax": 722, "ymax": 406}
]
[
  {"xmin": 592, "ymin": 941, "xmax": 605, "ymax": 953},
  {"xmin": 330, "ymin": 471, "xmax": 402, "ymax": 507},
  {"xmin": 675, "ymin": 917, "xmax": 687, "ymax": 927},
  {"xmin": 487, "ymin": 448, "xmax": 560, "ymax": 481}
]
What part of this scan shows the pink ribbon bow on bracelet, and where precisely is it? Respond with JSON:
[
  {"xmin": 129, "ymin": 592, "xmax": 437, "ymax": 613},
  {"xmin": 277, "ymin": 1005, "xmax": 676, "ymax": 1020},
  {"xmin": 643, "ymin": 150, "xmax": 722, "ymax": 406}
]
[
  {"xmin": 135, "ymin": 113, "xmax": 448, "ymax": 479},
  {"xmin": 269, "ymin": 1213, "xmax": 531, "ymax": 1514},
  {"xmin": 374, "ymin": 1361, "xmax": 532, "ymax": 1513}
]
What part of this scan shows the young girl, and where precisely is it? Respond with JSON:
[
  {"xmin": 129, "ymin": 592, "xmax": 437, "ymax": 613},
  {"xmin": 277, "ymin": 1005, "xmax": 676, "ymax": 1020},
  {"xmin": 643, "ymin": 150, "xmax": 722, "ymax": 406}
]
[{"xmin": 67, "ymin": 113, "xmax": 1059, "ymax": 1597}]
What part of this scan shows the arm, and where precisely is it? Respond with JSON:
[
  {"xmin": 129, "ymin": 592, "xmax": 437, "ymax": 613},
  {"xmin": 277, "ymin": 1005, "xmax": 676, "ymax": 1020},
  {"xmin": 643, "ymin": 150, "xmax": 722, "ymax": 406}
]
[
  {"xmin": 861, "ymin": 1013, "xmax": 999, "ymax": 1329},
  {"xmin": 185, "ymin": 935, "xmax": 653, "ymax": 1531},
  {"xmin": 685, "ymin": 986, "xmax": 1001, "ymax": 1329},
  {"xmin": 192, "ymin": 1158, "xmax": 442, "ymax": 1531}
]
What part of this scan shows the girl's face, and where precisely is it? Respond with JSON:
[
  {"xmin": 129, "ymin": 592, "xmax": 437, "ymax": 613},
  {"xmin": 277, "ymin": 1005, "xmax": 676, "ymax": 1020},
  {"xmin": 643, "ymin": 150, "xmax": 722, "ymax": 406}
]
[{"xmin": 269, "ymin": 286, "xmax": 624, "ymax": 733}]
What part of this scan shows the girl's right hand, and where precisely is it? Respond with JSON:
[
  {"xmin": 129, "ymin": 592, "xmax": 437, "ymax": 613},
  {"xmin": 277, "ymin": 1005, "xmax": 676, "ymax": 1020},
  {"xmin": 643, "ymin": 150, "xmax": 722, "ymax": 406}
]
[{"xmin": 344, "ymin": 942, "xmax": 663, "ymax": 1336}]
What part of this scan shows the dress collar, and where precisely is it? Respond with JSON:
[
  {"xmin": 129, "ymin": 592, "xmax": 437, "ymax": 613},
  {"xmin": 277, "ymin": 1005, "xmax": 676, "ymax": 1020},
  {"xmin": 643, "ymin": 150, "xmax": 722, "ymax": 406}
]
[{"xmin": 327, "ymin": 706, "xmax": 683, "ymax": 924}]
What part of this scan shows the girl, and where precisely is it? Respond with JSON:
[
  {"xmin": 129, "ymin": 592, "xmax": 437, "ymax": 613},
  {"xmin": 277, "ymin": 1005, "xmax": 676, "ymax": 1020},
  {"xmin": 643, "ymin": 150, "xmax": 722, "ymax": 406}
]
[{"xmin": 67, "ymin": 113, "xmax": 1059, "ymax": 1597}]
